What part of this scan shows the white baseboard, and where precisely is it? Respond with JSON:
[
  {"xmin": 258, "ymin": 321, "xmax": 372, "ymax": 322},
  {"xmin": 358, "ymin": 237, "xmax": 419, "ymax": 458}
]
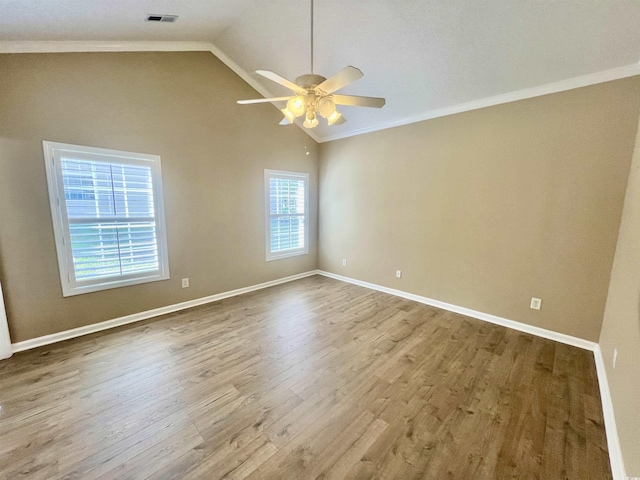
[
  {"xmin": 593, "ymin": 345, "xmax": 627, "ymax": 480},
  {"xmin": 11, "ymin": 270, "xmax": 319, "ymax": 353},
  {"xmin": 317, "ymin": 270, "xmax": 597, "ymax": 351},
  {"xmin": 8, "ymin": 268, "xmax": 625, "ymax": 479},
  {"xmin": 12, "ymin": 268, "xmax": 596, "ymax": 353}
]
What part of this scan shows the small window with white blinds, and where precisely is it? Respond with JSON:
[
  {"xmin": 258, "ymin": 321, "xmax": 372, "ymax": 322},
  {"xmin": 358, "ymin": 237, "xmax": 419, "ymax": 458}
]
[
  {"xmin": 43, "ymin": 141, "xmax": 170, "ymax": 296},
  {"xmin": 265, "ymin": 170, "xmax": 309, "ymax": 261}
]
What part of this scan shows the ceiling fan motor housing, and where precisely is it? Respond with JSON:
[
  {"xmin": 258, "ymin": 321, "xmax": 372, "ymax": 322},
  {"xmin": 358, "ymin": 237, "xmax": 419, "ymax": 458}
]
[{"xmin": 296, "ymin": 74, "xmax": 327, "ymax": 89}]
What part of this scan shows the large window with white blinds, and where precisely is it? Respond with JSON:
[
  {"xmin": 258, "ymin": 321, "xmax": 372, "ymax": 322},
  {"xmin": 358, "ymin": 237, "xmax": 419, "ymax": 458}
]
[
  {"xmin": 265, "ymin": 169, "xmax": 309, "ymax": 261},
  {"xmin": 43, "ymin": 141, "xmax": 170, "ymax": 296}
]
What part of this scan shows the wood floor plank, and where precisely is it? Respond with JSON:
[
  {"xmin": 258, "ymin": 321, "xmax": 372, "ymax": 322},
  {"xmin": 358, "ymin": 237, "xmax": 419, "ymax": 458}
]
[
  {"xmin": 0, "ymin": 275, "xmax": 611, "ymax": 479},
  {"xmin": 245, "ymin": 399, "xmax": 367, "ymax": 479},
  {"xmin": 95, "ymin": 423, "xmax": 204, "ymax": 480},
  {"xmin": 306, "ymin": 412, "xmax": 388, "ymax": 479},
  {"xmin": 176, "ymin": 433, "xmax": 277, "ymax": 480}
]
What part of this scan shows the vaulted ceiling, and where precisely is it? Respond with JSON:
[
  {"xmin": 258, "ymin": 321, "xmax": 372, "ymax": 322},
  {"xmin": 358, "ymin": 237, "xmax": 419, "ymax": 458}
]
[{"xmin": 2, "ymin": 0, "xmax": 640, "ymax": 142}]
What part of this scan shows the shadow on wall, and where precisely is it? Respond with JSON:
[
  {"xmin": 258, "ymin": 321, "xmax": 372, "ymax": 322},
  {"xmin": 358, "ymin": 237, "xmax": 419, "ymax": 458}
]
[{"xmin": 637, "ymin": 291, "xmax": 640, "ymax": 331}]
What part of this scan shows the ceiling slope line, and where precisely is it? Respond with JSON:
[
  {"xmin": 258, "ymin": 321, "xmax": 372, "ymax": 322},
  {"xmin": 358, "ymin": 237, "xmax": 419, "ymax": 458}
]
[
  {"xmin": 319, "ymin": 62, "xmax": 640, "ymax": 143},
  {"xmin": 0, "ymin": 41, "xmax": 638, "ymax": 144}
]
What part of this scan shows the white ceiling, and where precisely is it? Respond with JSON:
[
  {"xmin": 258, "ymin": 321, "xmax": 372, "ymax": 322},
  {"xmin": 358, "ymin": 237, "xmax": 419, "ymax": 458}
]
[{"xmin": 1, "ymin": 0, "xmax": 640, "ymax": 142}]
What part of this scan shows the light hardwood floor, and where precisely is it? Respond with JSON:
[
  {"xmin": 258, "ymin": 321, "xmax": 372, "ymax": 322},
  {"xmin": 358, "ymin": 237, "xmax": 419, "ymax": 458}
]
[{"xmin": 0, "ymin": 275, "xmax": 611, "ymax": 479}]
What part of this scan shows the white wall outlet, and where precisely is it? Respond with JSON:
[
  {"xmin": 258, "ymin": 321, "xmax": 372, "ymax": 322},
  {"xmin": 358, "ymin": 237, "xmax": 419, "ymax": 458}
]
[
  {"xmin": 342, "ymin": 259, "xmax": 347, "ymax": 267},
  {"xmin": 613, "ymin": 348, "xmax": 618, "ymax": 369},
  {"xmin": 181, "ymin": 278, "xmax": 189, "ymax": 288},
  {"xmin": 396, "ymin": 270, "xmax": 402, "ymax": 278},
  {"xmin": 530, "ymin": 297, "xmax": 542, "ymax": 310}
]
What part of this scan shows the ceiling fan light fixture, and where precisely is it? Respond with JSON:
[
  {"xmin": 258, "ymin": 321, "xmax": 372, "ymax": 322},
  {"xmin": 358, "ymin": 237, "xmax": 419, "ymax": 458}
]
[
  {"xmin": 303, "ymin": 112, "xmax": 319, "ymax": 129},
  {"xmin": 327, "ymin": 110, "xmax": 342, "ymax": 125},
  {"xmin": 236, "ymin": 0, "xmax": 385, "ymax": 130},
  {"xmin": 318, "ymin": 97, "xmax": 336, "ymax": 118},
  {"xmin": 287, "ymin": 96, "xmax": 306, "ymax": 117}
]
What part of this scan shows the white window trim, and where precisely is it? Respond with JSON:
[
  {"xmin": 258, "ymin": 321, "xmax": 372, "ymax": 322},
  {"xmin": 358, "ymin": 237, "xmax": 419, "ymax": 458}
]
[
  {"xmin": 43, "ymin": 141, "xmax": 170, "ymax": 297},
  {"xmin": 264, "ymin": 169, "xmax": 309, "ymax": 262}
]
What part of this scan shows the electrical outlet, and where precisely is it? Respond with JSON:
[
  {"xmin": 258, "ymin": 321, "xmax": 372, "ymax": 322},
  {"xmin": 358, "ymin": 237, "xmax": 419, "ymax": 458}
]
[
  {"xmin": 342, "ymin": 259, "xmax": 347, "ymax": 267},
  {"xmin": 530, "ymin": 297, "xmax": 542, "ymax": 310},
  {"xmin": 613, "ymin": 348, "xmax": 618, "ymax": 369},
  {"xmin": 396, "ymin": 270, "xmax": 402, "ymax": 278},
  {"xmin": 181, "ymin": 278, "xmax": 189, "ymax": 288}
]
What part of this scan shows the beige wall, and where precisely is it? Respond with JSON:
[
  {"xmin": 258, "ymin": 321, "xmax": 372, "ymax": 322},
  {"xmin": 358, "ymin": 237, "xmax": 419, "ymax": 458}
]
[
  {"xmin": 319, "ymin": 78, "xmax": 640, "ymax": 342},
  {"xmin": 0, "ymin": 52, "xmax": 318, "ymax": 343},
  {"xmin": 600, "ymin": 119, "xmax": 640, "ymax": 477}
]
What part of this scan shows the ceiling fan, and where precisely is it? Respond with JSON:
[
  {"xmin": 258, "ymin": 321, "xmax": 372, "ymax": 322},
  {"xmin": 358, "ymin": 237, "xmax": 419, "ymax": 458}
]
[{"xmin": 237, "ymin": 0, "xmax": 386, "ymax": 129}]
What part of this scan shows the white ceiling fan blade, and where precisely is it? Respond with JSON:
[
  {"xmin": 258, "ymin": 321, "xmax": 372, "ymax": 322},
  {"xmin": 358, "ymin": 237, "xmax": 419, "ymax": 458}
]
[
  {"xmin": 316, "ymin": 66, "xmax": 363, "ymax": 94},
  {"xmin": 256, "ymin": 70, "xmax": 306, "ymax": 95},
  {"xmin": 279, "ymin": 117, "xmax": 292, "ymax": 125},
  {"xmin": 332, "ymin": 94, "xmax": 386, "ymax": 108},
  {"xmin": 237, "ymin": 96, "xmax": 293, "ymax": 105}
]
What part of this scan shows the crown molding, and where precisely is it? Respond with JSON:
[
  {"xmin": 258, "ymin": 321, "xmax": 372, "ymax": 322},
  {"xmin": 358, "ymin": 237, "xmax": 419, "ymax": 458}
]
[
  {"xmin": 0, "ymin": 41, "xmax": 637, "ymax": 145},
  {"xmin": 0, "ymin": 40, "xmax": 214, "ymax": 53},
  {"xmin": 318, "ymin": 62, "xmax": 640, "ymax": 143},
  {"xmin": 0, "ymin": 40, "xmax": 323, "ymax": 143}
]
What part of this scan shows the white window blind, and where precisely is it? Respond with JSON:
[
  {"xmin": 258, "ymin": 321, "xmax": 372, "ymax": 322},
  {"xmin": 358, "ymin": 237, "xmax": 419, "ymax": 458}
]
[
  {"xmin": 265, "ymin": 170, "xmax": 309, "ymax": 261},
  {"xmin": 44, "ymin": 142, "xmax": 170, "ymax": 296}
]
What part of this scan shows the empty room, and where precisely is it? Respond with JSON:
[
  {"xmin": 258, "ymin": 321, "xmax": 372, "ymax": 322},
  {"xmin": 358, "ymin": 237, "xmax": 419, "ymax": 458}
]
[{"xmin": 0, "ymin": 1, "xmax": 639, "ymax": 479}]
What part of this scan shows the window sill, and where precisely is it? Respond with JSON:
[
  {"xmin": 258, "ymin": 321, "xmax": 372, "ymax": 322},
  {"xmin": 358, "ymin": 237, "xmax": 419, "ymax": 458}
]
[
  {"xmin": 266, "ymin": 249, "xmax": 308, "ymax": 262},
  {"xmin": 62, "ymin": 272, "xmax": 170, "ymax": 297}
]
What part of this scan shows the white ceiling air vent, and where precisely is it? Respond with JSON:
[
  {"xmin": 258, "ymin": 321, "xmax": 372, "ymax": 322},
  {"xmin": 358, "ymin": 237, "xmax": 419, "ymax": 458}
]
[{"xmin": 146, "ymin": 15, "xmax": 178, "ymax": 23}]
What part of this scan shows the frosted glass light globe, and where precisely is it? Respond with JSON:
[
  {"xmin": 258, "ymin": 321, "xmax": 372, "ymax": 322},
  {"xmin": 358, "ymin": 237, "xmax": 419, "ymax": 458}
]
[
  {"xmin": 318, "ymin": 97, "xmax": 336, "ymax": 119},
  {"xmin": 327, "ymin": 110, "xmax": 342, "ymax": 125},
  {"xmin": 281, "ymin": 108, "xmax": 295, "ymax": 122},
  {"xmin": 287, "ymin": 96, "xmax": 306, "ymax": 117}
]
